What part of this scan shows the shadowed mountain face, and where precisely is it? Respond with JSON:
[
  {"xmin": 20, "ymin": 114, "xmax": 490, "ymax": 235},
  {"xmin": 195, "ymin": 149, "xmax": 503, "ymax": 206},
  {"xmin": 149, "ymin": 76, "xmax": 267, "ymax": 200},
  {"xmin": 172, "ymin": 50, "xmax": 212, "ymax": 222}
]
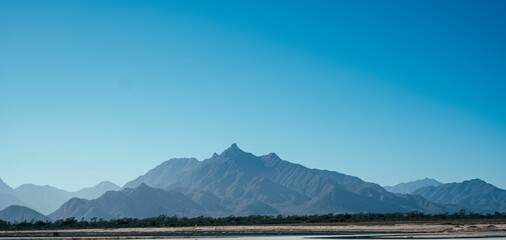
[
  {"xmin": 385, "ymin": 178, "xmax": 443, "ymax": 194},
  {"xmin": 414, "ymin": 179, "xmax": 506, "ymax": 213},
  {"xmin": 0, "ymin": 205, "xmax": 50, "ymax": 222}
]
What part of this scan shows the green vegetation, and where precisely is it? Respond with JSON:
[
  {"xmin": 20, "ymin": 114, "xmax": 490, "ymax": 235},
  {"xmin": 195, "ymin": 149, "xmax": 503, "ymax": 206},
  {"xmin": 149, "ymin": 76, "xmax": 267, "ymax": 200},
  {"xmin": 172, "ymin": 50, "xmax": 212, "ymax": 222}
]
[{"xmin": 1, "ymin": 211, "xmax": 505, "ymax": 231}]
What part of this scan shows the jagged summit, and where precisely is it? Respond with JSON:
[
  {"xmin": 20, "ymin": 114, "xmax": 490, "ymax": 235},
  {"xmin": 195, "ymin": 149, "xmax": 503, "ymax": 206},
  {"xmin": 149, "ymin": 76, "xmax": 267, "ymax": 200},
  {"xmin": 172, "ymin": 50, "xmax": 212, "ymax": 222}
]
[
  {"xmin": 219, "ymin": 143, "xmax": 255, "ymax": 159},
  {"xmin": 221, "ymin": 143, "xmax": 242, "ymax": 154}
]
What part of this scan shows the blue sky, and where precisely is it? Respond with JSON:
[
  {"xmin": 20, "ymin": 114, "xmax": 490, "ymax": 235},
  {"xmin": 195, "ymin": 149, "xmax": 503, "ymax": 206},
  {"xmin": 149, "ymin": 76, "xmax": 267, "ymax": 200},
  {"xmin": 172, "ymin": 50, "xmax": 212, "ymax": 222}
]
[{"xmin": 1, "ymin": 0, "xmax": 505, "ymax": 191}]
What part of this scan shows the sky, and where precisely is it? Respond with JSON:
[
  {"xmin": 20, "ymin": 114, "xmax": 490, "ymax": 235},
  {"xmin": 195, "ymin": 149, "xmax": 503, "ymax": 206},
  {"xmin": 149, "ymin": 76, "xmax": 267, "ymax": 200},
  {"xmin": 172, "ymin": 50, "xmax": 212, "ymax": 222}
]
[{"xmin": 1, "ymin": 0, "xmax": 505, "ymax": 191}]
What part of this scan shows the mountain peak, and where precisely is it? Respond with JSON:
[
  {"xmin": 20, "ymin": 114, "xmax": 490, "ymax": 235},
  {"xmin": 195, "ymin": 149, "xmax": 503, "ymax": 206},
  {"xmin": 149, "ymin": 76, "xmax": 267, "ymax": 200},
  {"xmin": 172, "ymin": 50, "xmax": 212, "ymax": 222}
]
[
  {"xmin": 220, "ymin": 143, "xmax": 247, "ymax": 157},
  {"xmin": 230, "ymin": 143, "xmax": 240, "ymax": 150}
]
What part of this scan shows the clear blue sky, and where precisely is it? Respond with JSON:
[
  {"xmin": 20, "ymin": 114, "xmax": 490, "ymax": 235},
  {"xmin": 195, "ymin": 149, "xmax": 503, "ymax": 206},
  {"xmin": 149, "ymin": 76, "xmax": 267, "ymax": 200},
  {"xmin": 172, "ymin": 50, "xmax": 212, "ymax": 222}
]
[{"xmin": 1, "ymin": 0, "xmax": 505, "ymax": 191}]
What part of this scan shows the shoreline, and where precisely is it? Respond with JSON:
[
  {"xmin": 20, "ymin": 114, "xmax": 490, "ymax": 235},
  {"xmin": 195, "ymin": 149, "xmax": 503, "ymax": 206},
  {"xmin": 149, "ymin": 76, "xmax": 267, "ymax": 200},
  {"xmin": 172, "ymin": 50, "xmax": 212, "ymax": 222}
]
[{"xmin": 1, "ymin": 223, "xmax": 505, "ymax": 239}]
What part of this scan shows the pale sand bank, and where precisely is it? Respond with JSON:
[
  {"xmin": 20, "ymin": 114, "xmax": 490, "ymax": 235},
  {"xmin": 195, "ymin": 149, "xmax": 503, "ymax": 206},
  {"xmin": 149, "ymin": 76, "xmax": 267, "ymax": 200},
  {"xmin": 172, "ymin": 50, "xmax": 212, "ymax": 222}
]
[{"xmin": 1, "ymin": 223, "xmax": 505, "ymax": 239}]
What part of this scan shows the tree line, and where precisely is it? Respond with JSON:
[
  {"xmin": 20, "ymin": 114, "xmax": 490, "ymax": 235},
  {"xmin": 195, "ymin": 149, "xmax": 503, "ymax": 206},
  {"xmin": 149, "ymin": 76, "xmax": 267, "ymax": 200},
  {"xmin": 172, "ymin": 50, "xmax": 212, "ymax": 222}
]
[{"xmin": 1, "ymin": 211, "xmax": 505, "ymax": 231}]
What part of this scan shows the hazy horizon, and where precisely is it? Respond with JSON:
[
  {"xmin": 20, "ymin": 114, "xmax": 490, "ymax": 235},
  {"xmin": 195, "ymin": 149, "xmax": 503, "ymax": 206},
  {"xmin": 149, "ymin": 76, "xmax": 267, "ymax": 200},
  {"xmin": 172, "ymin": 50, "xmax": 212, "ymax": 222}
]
[
  {"xmin": 1, "ymin": 0, "xmax": 505, "ymax": 191},
  {"xmin": 0, "ymin": 143, "xmax": 504, "ymax": 192}
]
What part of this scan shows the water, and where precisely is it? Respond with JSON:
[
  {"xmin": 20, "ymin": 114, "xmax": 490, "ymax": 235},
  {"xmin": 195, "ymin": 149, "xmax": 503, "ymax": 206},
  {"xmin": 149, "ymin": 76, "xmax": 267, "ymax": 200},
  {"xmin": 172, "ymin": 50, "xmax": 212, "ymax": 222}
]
[
  {"xmin": 166, "ymin": 237, "xmax": 506, "ymax": 240},
  {"xmin": 1, "ymin": 236, "xmax": 505, "ymax": 240}
]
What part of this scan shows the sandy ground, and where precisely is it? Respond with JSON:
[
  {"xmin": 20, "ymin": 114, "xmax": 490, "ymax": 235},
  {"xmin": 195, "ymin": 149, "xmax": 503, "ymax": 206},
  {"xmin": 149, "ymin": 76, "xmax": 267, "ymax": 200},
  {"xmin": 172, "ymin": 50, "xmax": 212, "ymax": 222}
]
[{"xmin": 1, "ymin": 223, "xmax": 505, "ymax": 239}]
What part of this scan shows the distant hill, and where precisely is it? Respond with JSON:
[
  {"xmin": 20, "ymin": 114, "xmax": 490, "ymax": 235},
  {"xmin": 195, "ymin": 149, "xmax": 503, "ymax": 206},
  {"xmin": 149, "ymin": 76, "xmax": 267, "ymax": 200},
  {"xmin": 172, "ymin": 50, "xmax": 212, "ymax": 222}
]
[
  {"xmin": 15, "ymin": 184, "xmax": 73, "ymax": 215},
  {"xmin": 50, "ymin": 184, "xmax": 203, "ymax": 220},
  {"xmin": 0, "ymin": 205, "xmax": 50, "ymax": 222},
  {"xmin": 414, "ymin": 179, "xmax": 506, "ymax": 213},
  {"xmin": 51, "ymin": 143, "xmax": 444, "ymax": 220},
  {"xmin": 73, "ymin": 181, "xmax": 121, "ymax": 200},
  {"xmin": 0, "ymin": 178, "xmax": 120, "ymax": 215},
  {"xmin": 385, "ymin": 178, "xmax": 443, "ymax": 194}
]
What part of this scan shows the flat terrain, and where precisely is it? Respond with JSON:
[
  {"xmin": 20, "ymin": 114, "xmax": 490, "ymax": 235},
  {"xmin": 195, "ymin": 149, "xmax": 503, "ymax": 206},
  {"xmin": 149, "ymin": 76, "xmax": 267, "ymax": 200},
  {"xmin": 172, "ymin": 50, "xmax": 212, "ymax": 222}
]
[{"xmin": 1, "ymin": 222, "xmax": 506, "ymax": 239}]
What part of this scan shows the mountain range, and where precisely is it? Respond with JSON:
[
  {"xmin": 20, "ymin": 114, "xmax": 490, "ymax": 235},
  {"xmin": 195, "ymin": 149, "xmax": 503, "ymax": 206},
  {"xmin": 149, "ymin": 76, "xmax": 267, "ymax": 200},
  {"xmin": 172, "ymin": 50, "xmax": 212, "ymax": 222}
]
[
  {"xmin": 1, "ymin": 144, "xmax": 505, "ymax": 222},
  {"xmin": 0, "ymin": 179, "xmax": 120, "ymax": 215},
  {"xmin": 53, "ymin": 144, "xmax": 449, "ymax": 220}
]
